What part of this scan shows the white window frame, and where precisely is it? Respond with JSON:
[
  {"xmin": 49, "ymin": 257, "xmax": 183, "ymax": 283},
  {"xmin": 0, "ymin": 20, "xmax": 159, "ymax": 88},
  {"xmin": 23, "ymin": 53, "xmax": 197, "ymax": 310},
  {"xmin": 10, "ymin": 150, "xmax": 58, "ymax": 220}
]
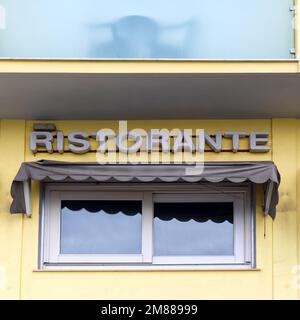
[
  {"xmin": 40, "ymin": 183, "xmax": 254, "ymax": 270},
  {"xmin": 152, "ymin": 193, "xmax": 245, "ymax": 265},
  {"xmin": 43, "ymin": 190, "xmax": 146, "ymax": 264}
]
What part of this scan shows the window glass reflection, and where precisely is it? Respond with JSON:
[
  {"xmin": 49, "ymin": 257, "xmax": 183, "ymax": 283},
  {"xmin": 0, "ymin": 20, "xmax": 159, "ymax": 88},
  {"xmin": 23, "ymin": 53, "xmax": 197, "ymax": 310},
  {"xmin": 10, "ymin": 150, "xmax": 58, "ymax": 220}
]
[
  {"xmin": 60, "ymin": 200, "xmax": 142, "ymax": 254},
  {"xmin": 154, "ymin": 202, "xmax": 234, "ymax": 256}
]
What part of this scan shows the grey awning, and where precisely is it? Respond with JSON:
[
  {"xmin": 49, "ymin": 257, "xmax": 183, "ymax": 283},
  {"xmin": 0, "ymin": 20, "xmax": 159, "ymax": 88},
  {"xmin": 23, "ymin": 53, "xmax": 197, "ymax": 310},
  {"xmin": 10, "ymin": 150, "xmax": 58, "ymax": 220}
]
[{"xmin": 10, "ymin": 160, "xmax": 280, "ymax": 219}]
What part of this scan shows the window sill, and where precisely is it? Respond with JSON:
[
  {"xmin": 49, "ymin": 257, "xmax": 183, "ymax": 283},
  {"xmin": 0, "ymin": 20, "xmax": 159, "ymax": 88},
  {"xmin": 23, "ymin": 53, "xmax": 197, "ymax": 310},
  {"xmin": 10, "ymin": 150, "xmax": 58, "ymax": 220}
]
[{"xmin": 34, "ymin": 265, "xmax": 259, "ymax": 272}]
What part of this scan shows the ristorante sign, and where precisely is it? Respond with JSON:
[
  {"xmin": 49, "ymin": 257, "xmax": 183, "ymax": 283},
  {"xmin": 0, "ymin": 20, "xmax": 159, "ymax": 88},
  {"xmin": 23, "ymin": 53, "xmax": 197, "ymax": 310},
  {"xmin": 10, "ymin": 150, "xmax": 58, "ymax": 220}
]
[{"xmin": 29, "ymin": 122, "xmax": 271, "ymax": 155}]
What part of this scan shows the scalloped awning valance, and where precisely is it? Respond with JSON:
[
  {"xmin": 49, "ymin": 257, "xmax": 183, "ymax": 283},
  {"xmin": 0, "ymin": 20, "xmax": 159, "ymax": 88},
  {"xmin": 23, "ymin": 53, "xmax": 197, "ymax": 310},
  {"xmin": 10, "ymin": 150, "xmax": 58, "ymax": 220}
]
[{"xmin": 10, "ymin": 160, "xmax": 280, "ymax": 218}]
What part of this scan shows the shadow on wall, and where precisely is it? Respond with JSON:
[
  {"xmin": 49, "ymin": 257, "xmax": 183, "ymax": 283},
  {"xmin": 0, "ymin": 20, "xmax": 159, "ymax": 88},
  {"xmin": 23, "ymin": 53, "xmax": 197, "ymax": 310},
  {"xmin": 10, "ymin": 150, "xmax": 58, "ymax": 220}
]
[{"xmin": 89, "ymin": 15, "xmax": 196, "ymax": 59}]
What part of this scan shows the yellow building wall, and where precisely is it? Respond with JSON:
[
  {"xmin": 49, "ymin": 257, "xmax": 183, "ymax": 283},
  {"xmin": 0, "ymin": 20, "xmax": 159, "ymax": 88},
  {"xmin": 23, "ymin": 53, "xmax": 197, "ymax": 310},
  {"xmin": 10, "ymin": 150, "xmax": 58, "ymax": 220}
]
[
  {"xmin": 272, "ymin": 120, "xmax": 298, "ymax": 299},
  {"xmin": 0, "ymin": 119, "xmax": 299, "ymax": 299},
  {"xmin": 0, "ymin": 120, "xmax": 25, "ymax": 299}
]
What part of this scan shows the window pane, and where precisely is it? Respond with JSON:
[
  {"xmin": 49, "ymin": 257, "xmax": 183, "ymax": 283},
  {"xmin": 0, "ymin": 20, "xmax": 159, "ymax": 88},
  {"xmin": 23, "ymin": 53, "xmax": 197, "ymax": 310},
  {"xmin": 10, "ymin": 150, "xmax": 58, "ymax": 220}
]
[
  {"xmin": 60, "ymin": 200, "xmax": 142, "ymax": 254},
  {"xmin": 154, "ymin": 202, "xmax": 233, "ymax": 256}
]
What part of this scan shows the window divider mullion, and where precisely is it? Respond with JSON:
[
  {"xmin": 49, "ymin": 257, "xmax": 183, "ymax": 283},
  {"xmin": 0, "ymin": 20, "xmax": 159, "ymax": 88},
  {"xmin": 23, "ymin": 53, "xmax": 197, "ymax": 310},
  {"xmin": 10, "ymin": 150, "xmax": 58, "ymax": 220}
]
[{"xmin": 142, "ymin": 191, "xmax": 153, "ymax": 263}]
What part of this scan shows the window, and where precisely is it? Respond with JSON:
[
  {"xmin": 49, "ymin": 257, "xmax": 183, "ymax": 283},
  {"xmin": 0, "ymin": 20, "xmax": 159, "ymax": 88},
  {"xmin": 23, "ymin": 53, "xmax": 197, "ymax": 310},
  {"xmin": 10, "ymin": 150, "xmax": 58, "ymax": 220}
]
[{"xmin": 41, "ymin": 184, "xmax": 254, "ymax": 269}]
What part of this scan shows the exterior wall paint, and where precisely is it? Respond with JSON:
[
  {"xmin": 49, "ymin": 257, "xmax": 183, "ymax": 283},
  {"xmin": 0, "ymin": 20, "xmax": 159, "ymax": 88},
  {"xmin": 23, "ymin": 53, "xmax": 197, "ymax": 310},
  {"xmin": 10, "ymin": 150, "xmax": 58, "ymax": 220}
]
[
  {"xmin": 0, "ymin": 60, "xmax": 299, "ymax": 74},
  {"xmin": 0, "ymin": 120, "xmax": 25, "ymax": 300},
  {"xmin": 0, "ymin": 119, "xmax": 298, "ymax": 300}
]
